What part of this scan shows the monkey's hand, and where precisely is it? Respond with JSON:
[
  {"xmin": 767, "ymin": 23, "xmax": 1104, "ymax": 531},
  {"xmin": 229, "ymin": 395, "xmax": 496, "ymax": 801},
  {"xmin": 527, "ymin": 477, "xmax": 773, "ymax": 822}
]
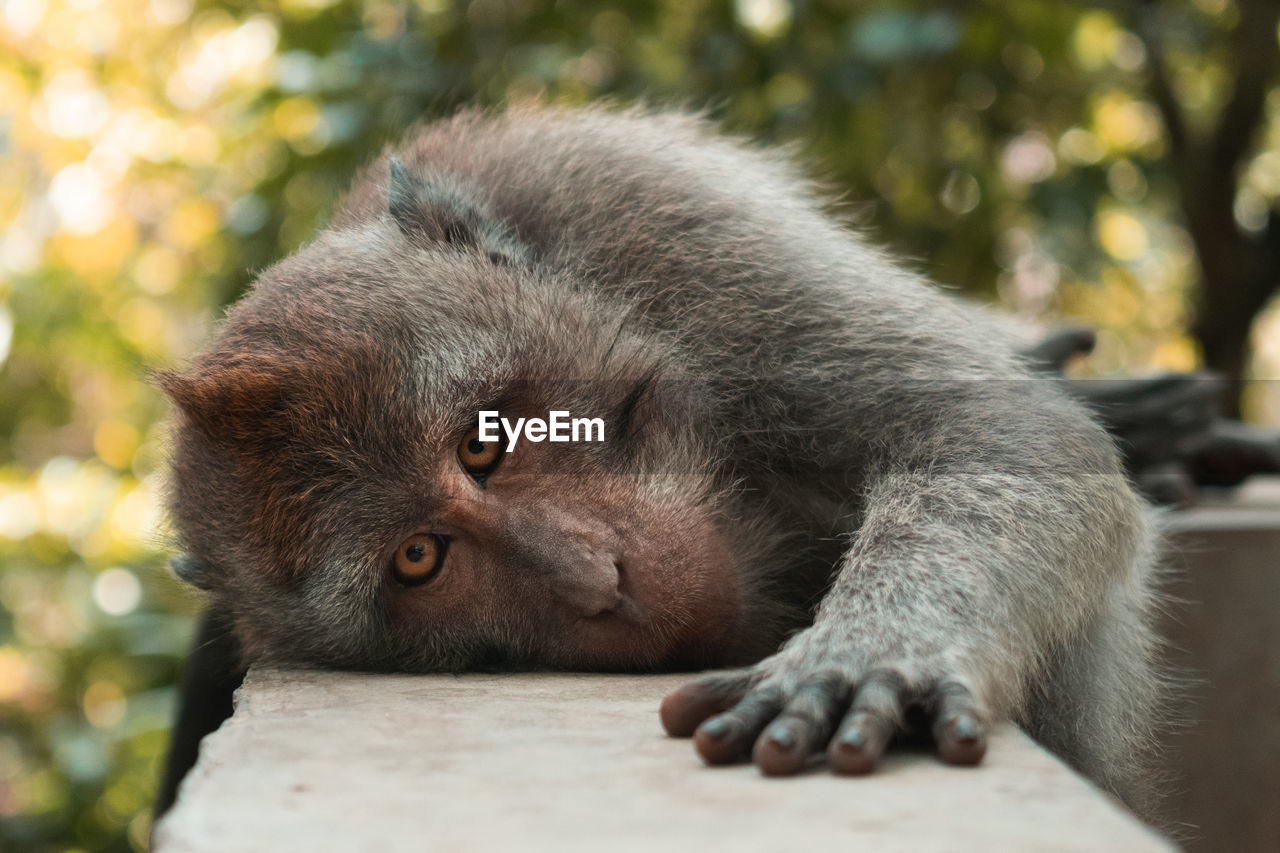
[{"xmin": 659, "ymin": 632, "xmax": 987, "ymax": 776}]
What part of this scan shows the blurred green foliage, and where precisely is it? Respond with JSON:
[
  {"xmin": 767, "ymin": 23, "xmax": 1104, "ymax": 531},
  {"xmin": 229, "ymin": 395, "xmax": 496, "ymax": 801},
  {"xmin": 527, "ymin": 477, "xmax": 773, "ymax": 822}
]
[{"xmin": 1, "ymin": 0, "xmax": 1277, "ymax": 850}]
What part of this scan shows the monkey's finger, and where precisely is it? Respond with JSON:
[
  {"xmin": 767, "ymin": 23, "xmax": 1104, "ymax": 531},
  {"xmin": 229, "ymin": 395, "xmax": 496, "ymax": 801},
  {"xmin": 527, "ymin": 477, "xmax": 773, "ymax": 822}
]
[
  {"xmin": 930, "ymin": 681, "xmax": 988, "ymax": 767},
  {"xmin": 693, "ymin": 686, "xmax": 786, "ymax": 765},
  {"xmin": 752, "ymin": 672, "xmax": 850, "ymax": 776},
  {"xmin": 659, "ymin": 671, "xmax": 757, "ymax": 737},
  {"xmin": 827, "ymin": 670, "xmax": 907, "ymax": 775}
]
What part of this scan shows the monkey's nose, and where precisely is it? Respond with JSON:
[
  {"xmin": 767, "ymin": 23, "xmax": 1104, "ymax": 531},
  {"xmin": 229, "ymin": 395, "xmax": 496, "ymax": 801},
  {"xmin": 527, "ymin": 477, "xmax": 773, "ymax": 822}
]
[{"xmin": 553, "ymin": 559, "xmax": 624, "ymax": 619}]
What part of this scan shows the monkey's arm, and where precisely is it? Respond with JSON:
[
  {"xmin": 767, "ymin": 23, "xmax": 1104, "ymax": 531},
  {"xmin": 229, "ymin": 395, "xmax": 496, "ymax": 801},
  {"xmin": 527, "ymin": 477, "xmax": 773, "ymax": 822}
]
[
  {"xmin": 154, "ymin": 606, "xmax": 245, "ymax": 817},
  {"xmin": 661, "ymin": 379, "xmax": 1148, "ymax": 777}
]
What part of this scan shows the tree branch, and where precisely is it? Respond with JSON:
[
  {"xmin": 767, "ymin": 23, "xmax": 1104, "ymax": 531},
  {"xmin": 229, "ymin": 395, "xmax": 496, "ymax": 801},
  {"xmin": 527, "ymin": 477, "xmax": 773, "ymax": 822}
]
[
  {"xmin": 1208, "ymin": 0, "xmax": 1280, "ymax": 177},
  {"xmin": 1133, "ymin": 0, "xmax": 1189, "ymax": 164}
]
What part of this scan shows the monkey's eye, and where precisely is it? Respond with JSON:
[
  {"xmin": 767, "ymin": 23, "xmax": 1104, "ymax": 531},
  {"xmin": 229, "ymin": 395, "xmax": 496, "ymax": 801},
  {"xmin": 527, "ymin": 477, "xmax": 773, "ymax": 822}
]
[
  {"xmin": 393, "ymin": 533, "xmax": 447, "ymax": 587},
  {"xmin": 458, "ymin": 427, "xmax": 502, "ymax": 479}
]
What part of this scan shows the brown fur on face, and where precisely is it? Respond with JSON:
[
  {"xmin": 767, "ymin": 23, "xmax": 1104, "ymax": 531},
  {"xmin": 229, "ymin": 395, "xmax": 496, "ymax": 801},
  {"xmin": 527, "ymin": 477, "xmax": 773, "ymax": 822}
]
[{"xmin": 381, "ymin": 455, "xmax": 749, "ymax": 671}]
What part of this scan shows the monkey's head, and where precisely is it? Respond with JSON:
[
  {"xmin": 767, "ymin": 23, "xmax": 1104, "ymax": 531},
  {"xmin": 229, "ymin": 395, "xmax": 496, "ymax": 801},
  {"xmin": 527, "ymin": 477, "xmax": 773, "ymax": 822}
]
[{"xmin": 158, "ymin": 160, "xmax": 756, "ymax": 673}]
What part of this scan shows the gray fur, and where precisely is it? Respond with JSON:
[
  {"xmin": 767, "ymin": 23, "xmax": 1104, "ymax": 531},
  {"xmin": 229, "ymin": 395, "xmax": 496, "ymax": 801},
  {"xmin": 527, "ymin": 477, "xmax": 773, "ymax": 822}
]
[{"xmin": 162, "ymin": 104, "xmax": 1168, "ymax": 819}]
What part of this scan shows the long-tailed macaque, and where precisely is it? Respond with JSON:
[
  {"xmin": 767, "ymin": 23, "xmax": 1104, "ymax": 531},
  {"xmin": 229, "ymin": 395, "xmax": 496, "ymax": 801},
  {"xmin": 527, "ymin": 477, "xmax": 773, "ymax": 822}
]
[{"xmin": 155, "ymin": 105, "xmax": 1168, "ymax": 820}]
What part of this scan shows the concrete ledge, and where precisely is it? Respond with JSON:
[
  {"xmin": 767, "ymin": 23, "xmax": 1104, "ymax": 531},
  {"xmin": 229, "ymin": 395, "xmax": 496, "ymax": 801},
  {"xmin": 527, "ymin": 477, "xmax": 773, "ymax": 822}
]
[{"xmin": 153, "ymin": 669, "xmax": 1170, "ymax": 852}]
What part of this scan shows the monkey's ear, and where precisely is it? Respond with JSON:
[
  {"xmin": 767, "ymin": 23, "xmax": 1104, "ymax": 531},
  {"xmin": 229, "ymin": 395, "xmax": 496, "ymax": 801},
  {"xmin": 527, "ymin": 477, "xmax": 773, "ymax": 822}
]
[
  {"xmin": 389, "ymin": 157, "xmax": 454, "ymax": 240},
  {"xmin": 170, "ymin": 554, "xmax": 217, "ymax": 590},
  {"xmin": 153, "ymin": 364, "xmax": 289, "ymax": 445},
  {"xmin": 387, "ymin": 157, "xmax": 526, "ymax": 263}
]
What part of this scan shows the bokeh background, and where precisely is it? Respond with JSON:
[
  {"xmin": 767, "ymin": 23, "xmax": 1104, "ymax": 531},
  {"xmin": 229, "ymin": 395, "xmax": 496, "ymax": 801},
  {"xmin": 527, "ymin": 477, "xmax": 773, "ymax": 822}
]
[{"xmin": 3, "ymin": 0, "xmax": 1279, "ymax": 849}]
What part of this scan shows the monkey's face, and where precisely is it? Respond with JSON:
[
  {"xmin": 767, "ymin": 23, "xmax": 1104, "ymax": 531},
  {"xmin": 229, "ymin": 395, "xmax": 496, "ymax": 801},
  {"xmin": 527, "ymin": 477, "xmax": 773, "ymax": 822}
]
[
  {"xmin": 376, "ymin": 422, "xmax": 744, "ymax": 672},
  {"xmin": 160, "ymin": 223, "xmax": 749, "ymax": 673}
]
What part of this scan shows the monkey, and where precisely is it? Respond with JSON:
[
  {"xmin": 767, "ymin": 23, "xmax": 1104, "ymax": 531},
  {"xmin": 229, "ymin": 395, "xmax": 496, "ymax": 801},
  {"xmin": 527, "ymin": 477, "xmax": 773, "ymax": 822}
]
[{"xmin": 154, "ymin": 104, "xmax": 1169, "ymax": 823}]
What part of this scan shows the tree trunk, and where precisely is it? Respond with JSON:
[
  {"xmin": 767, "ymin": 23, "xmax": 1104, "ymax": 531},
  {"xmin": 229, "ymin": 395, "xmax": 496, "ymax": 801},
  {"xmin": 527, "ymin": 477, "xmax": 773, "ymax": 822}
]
[
  {"xmin": 1183, "ymin": 176, "xmax": 1280, "ymax": 419},
  {"xmin": 1136, "ymin": 0, "xmax": 1280, "ymax": 418}
]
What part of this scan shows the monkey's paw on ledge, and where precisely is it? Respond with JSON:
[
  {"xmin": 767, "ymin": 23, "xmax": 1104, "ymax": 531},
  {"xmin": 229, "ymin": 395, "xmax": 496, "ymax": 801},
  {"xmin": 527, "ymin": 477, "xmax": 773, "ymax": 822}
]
[{"xmin": 151, "ymin": 670, "xmax": 1171, "ymax": 852}]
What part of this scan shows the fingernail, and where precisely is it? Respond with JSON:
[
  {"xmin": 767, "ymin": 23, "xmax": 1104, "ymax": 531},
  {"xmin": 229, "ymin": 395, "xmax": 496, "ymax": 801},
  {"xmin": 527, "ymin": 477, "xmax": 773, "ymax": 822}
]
[
  {"xmin": 840, "ymin": 728, "xmax": 865, "ymax": 749},
  {"xmin": 953, "ymin": 717, "xmax": 978, "ymax": 742},
  {"xmin": 767, "ymin": 724, "xmax": 795, "ymax": 750},
  {"xmin": 701, "ymin": 718, "xmax": 729, "ymax": 739}
]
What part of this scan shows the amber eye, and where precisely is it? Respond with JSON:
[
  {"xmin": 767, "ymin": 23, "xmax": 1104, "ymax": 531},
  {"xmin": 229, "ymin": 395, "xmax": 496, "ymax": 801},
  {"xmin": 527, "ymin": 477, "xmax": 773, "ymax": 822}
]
[
  {"xmin": 393, "ymin": 533, "xmax": 446, "ymax": 586},
  {"xmin": 458, "ymin": 427, "xmax": 502, "ymax": 477}
]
